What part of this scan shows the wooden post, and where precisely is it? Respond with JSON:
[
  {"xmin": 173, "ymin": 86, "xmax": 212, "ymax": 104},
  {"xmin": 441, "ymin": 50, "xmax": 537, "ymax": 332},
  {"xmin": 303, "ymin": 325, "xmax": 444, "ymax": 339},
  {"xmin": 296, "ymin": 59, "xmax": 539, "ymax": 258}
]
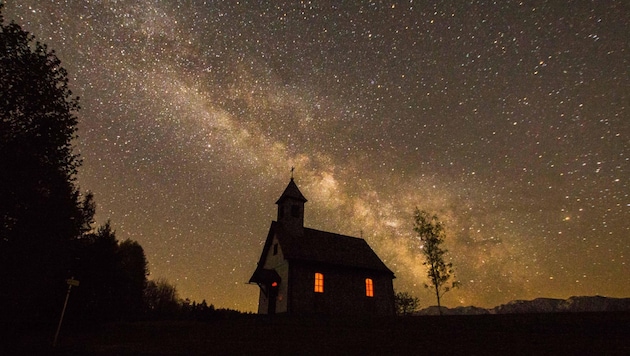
[{"xmin": 53, "ymin": 278, "xmax": 79, "ymax": 347}]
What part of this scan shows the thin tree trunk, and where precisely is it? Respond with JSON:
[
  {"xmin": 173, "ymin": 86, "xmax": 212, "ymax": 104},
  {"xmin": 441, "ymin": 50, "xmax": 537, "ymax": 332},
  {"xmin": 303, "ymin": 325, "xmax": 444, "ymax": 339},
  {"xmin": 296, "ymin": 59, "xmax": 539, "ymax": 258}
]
[
  {"xmin": 436, "ymin": 288, "xmax": 442, "ymax": 315},
  {"xmin": 431, "ymin": 263, "xmax": 443, "ymax": 316}
]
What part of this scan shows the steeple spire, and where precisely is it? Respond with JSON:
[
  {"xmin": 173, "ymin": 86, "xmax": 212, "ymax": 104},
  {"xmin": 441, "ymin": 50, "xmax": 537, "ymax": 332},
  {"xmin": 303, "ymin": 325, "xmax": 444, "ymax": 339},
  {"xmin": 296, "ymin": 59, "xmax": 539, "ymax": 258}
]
[{"xmin": 276, "ymin": 177, "xmax": 307, "ymax": 235}]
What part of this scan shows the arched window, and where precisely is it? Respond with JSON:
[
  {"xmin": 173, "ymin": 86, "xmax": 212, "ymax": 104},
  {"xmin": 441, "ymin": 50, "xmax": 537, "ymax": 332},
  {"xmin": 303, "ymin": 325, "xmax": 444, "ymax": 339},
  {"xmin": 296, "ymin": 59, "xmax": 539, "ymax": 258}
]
[
  {"xmin": 365, "ymin": 278, "xmax": 374, "ymax": 297},
  {"xmin": 314, "ymin": 273, "xmax": 324, "ymax": 293}
]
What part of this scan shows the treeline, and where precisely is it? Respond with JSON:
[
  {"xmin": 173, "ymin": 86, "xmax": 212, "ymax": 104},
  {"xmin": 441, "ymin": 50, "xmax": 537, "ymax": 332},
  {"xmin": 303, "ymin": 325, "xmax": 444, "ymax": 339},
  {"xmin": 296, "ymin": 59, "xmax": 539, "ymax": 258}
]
[
  {"xmin": 142, "ymin": 278, "xmax": 248, "ymax": 321},
  {"xmin": 0, "ymin": 6, "xmax": 241, "ymax": 325},
  {"xmin": 147, "ymin": 291, "xmax": 248, "ymax": 321},
  {"xmin": 68, "ymin": 224, "xmax": 245, "ymax": 323}
]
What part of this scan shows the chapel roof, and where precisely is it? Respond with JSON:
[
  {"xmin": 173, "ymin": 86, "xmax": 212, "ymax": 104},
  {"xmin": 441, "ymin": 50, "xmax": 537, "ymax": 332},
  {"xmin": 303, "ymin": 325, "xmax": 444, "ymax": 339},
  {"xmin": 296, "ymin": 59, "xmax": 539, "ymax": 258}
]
[{"xmin": 264, "ymin": 221, "xmax": 393, "ymax": 275}]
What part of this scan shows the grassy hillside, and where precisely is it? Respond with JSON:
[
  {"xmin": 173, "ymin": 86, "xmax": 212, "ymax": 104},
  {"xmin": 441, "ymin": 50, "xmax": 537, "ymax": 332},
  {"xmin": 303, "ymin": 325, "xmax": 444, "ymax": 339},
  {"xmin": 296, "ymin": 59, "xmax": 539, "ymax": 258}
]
[{"xmin": 5, "ymin": 312, "xmax": 628, "ymax": 355}]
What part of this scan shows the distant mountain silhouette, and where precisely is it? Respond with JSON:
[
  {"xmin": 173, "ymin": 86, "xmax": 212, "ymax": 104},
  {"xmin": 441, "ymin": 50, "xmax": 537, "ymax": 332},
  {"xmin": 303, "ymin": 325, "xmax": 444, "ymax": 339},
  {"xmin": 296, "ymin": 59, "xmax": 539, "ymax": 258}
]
[{"xmin": 416, "ymin": 296, "xmax": 630, "ymax": 315}]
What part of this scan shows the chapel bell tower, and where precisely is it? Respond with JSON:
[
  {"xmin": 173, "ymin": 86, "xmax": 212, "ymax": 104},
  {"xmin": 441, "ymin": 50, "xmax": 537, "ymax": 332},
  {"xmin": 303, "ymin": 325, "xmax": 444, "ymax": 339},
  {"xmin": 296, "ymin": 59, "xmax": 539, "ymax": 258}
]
[{"xmin": 275, "ymin": 176, "xmax": 307, "ymax": 235}]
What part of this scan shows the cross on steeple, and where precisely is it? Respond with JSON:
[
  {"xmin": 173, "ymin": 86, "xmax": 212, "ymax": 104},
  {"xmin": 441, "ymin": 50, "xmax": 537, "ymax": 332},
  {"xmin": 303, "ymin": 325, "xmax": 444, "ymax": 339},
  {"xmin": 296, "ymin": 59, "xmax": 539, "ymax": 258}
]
[{"xmin": 290, "ymin": 166, "xmax": 295, "ymax": 180}]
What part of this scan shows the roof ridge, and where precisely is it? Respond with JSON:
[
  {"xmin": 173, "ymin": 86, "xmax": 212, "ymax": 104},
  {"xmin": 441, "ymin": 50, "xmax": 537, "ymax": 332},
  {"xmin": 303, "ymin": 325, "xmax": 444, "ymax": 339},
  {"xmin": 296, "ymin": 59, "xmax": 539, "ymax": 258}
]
[{"xmin": 303, "ymin": 226, "xmax": 365, "ymax": 241}]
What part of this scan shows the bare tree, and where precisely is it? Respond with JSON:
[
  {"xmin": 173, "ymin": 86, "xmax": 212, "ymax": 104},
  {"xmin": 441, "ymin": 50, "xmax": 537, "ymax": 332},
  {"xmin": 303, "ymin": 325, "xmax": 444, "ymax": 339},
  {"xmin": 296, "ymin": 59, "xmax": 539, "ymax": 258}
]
[{"xmin": 413, "ymin": 208, "xmax": 460, "ymax": 315}]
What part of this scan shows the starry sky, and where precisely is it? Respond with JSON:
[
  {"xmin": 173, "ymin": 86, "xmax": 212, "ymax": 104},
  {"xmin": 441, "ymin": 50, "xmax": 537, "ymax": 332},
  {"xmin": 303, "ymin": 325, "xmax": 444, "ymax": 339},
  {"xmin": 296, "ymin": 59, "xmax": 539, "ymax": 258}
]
[{"xmin": 5, "ymin": 1, "xmax": 628, "ymax": 311}]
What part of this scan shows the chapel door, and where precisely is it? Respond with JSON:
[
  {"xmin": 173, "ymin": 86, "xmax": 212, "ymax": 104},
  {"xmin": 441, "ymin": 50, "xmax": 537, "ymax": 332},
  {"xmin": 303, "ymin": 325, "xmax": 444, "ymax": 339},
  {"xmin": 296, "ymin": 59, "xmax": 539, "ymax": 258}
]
[{"xmin": 268, "ymin": 284, "xmax": 278, "ymax": 314}]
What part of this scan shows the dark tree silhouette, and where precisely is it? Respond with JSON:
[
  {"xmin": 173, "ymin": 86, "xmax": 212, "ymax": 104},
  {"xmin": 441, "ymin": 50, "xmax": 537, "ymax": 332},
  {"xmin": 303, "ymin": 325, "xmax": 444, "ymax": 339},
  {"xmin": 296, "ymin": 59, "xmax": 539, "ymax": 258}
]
[
  {"xmin": 73, "ymin": 222, "xmax": 119, "ymax": 321},
  {"xmin": 0, "ymin": 5, "xmax": 94, "ymax": 320},
  {"xmin": 72, "ymin": 222, "xmax": 148, "ymax": 322},
  {"xmin": 413, "ymin": 208, "xmax": 460, "ymax": 315},
  {"xmin": 181, "ymin": 299, "xmax": 218, "ymax": 321},
  {"xmin": 395, "ymin": 291, "xmax": 420, "ymax": 316},
  {"xmin": 117, "ymin": 239, "xmax": 149, "ymax": 319},
  {"xmin": 144, "ymin": 278, "xmax": 181, "ymax": 319}
]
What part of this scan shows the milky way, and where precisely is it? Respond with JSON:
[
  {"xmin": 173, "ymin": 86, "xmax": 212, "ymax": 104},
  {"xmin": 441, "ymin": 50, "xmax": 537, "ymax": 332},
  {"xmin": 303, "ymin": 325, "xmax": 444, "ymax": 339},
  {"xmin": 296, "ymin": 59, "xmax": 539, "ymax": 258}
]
[{"xmin": 5, "ymin": 1, "xmax": 628, "ymax": 310}]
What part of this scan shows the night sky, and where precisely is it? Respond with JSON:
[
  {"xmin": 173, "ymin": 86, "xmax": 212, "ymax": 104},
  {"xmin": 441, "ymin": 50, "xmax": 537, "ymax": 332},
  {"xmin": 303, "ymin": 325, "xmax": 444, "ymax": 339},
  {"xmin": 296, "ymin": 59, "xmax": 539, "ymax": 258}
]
[{"xmin": 5, "ymin": 1, "xmax": 628, "ymax": 311}]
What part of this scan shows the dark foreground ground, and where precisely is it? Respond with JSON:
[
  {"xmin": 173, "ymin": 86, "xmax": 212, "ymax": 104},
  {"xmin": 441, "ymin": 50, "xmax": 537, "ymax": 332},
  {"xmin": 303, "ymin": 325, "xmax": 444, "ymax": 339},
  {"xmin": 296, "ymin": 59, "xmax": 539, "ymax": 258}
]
[{"xmin": 4, "ymin": 312, "xmax": 629, "ymax": 355}]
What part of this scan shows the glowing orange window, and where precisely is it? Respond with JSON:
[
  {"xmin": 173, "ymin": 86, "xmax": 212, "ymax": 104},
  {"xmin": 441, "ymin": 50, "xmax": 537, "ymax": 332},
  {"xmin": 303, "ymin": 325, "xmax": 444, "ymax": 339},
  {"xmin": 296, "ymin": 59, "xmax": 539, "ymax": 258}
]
[
  {"xmin": 314, "ymin": 273, "xmax": 324, "ymax": 293},
  {"xmin": 365, "ymin": 278, "xmax": 374, "ymax": 297}
]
